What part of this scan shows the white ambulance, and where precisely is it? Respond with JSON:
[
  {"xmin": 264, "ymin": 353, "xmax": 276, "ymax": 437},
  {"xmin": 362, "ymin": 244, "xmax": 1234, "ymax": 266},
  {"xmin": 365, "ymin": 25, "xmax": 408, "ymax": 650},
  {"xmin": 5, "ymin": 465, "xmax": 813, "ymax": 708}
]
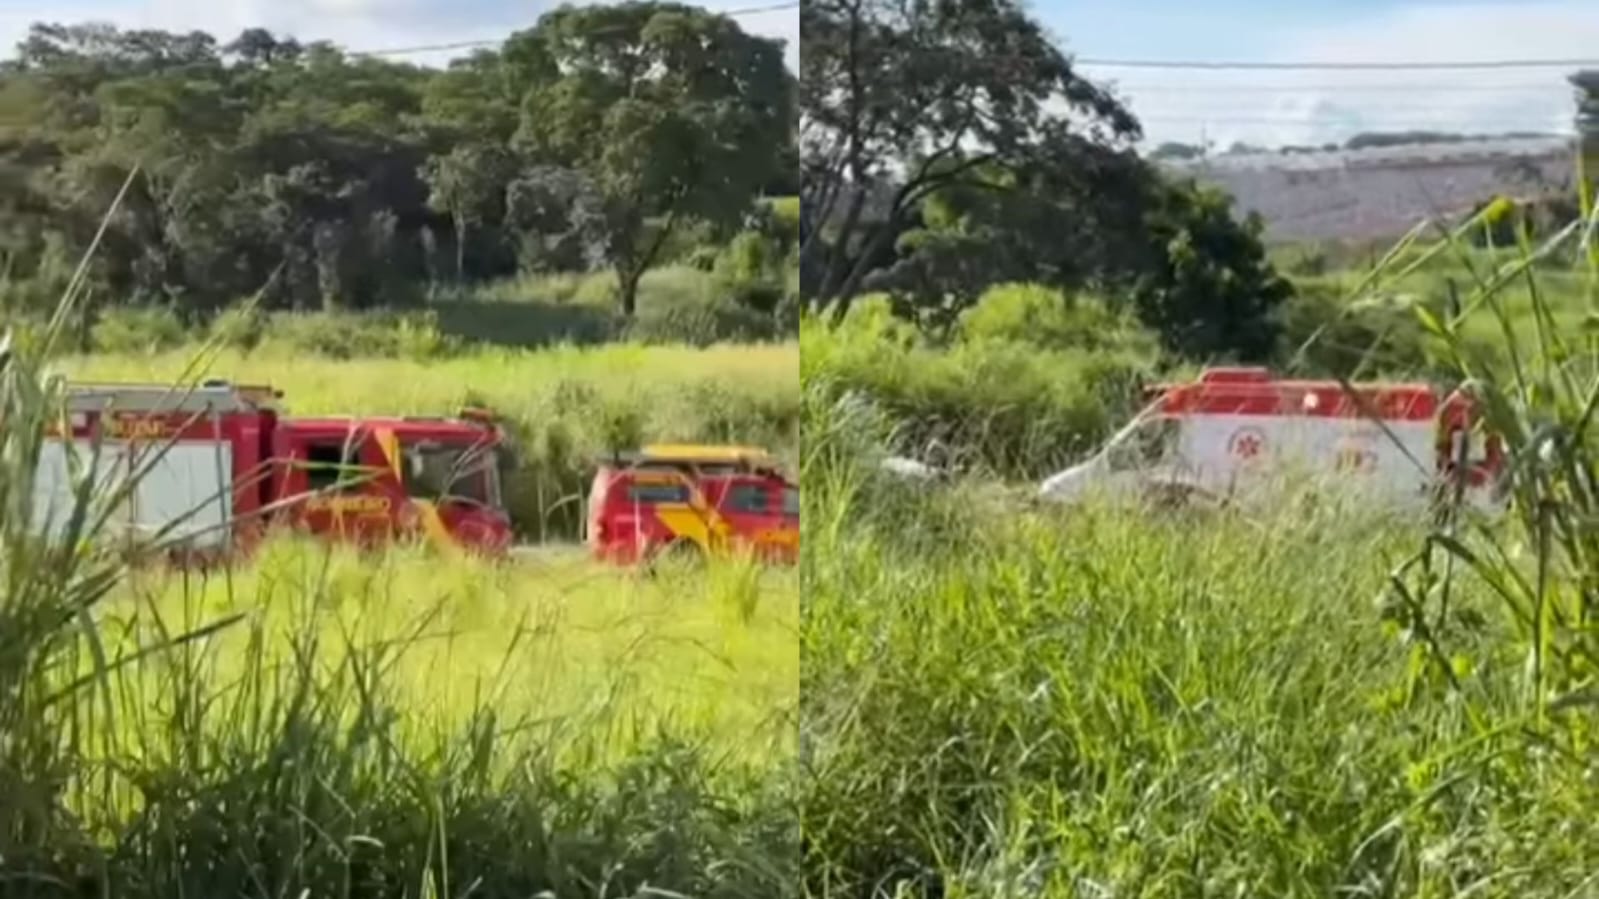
[{"xmin": 1037, "ymin": 367, "xmax": 1506, "ymax": 513}]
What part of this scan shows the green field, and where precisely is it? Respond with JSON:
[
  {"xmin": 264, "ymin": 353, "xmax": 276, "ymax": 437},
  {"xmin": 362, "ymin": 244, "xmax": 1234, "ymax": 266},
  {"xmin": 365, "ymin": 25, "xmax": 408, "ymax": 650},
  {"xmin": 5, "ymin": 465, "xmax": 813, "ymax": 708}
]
[
  {"xmin": 5, "ymin": 338, "xmax": 802, "ymax": 896},
  {"xmin": 800, "ymin": 224, "xmax": 1599, "ymax": 895},
  {"xmin": 105, "ymin": 540, "xmax": 798, "ymax": 766},
  {"xmin": 800, "ymin": 461, "xmax": 1599, "ymax": 895}
]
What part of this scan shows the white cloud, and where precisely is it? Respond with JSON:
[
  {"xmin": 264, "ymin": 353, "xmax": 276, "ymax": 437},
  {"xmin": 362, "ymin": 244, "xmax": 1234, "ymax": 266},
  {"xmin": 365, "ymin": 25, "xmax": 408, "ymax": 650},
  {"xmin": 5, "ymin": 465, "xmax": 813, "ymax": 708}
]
[{"xmin": 1083, "ymin": 1, "xmax": 1599, "ymax": 149}]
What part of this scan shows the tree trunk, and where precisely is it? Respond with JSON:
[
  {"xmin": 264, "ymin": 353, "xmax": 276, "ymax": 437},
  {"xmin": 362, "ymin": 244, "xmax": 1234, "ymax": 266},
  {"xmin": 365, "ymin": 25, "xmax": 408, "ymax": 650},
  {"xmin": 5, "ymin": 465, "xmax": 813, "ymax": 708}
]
[
  {"xmin": 814, "ymin": 185, "xmax": 867, "ymax": 308},
  {"xmin": 454, "ymin": 214, "xmax": 467, "ymax": 282},
  {"xmin": 827, "ymin": 221, "xmax": 897, "ymax": 324},
  {"xmin": 617, "ymin": 266, "xmax": 643, "ymax": 318}
]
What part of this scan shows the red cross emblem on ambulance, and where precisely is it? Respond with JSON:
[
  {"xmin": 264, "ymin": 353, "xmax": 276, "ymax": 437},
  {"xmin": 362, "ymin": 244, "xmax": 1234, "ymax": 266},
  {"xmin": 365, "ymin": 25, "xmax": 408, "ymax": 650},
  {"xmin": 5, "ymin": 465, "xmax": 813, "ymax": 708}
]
[{"xmin": 1228, "ymin": 427, "xmax": 1265, "ymax": 461}]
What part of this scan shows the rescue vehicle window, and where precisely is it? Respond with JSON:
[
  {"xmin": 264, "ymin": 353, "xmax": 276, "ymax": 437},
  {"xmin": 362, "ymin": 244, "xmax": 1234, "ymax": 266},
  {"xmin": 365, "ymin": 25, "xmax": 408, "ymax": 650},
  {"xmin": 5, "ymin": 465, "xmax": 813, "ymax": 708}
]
[
  {"xmin": 305, "ymin": 442, "xmax": 363, "ymax": 492},
  {"xmin": 782, "ymin": 486, "xmax": 799, "ymax": 517},
  {"xmin": 1107, "ymin": 417, "xmax": 1178, "ymax": 471},
  {"xmin": 404, "ymin": 443, "xmax": 493, "ymax": 505},
  {"xmin": 726, "ymin": 484, "xmax": 771, "ymax": 514},
  {"xmin": 627, "ymin": 483, "xmax": 691, "ymax": 504}
]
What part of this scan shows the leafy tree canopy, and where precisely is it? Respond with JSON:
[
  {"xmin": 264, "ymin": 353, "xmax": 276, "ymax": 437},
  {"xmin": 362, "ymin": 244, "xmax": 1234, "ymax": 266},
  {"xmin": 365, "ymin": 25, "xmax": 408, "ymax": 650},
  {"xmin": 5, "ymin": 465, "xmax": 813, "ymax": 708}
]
[{"xmin": 0, "ymin": 6, "xmax": 793, "ymax": 324}]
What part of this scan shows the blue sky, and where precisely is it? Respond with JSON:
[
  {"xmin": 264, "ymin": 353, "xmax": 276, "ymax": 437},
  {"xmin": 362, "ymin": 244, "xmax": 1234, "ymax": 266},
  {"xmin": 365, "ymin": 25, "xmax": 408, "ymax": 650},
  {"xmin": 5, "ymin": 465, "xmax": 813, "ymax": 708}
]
[
  {"xmin": 1042, "ymin": 0, "xmax": 1599, "ymax": 146},
  {"xmin": 2, "ymin": 0, "xmax": 1596, "ymax": 147}
]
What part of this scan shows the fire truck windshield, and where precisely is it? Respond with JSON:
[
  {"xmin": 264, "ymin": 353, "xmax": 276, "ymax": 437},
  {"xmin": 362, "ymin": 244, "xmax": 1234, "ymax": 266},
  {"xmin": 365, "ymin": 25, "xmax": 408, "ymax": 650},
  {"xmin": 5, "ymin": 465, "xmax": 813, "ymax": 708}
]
[{"xmin": 402, "ymin": 440, "xmax": 501, "ymax": 508}]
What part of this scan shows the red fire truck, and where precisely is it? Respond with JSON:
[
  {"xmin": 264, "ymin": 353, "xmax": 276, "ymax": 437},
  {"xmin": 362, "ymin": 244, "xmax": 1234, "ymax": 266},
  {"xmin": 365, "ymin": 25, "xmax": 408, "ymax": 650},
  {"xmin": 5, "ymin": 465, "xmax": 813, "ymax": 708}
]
[
  {"xmin": 585, "ymin": 444, "xmax": 799, "ymax": 566},
  {"xmin": 31, "ymin": 380, "xmax": 513, "ymax": 557},
  {"xmin": 1038, "ymin": 367, "xmax": 1507, "ymax": 512}
]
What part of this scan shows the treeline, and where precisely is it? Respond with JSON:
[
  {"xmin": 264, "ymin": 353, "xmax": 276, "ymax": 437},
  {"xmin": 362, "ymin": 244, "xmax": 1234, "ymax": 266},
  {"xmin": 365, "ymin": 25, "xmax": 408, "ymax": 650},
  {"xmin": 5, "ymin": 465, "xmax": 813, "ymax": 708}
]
[
  {"xmin": 1151, "ymin": 130, "xmax": 1566, "ymax": 160},
  {"xmin": 0, "ymin": 5, "xmax": 796, "ymax": 329},
  {"xmin": 799, "ymin": 0, "xmax": 1291, "ymax": 364}
]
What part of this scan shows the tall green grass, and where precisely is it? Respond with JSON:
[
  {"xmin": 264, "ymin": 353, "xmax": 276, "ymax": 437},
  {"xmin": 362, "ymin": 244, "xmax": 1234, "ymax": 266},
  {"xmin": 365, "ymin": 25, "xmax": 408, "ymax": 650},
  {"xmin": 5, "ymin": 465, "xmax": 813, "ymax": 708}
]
[
  {"xmin": 85, "ymin": 265, "xmax": 794, "ymax": 354},
  {"xmin": 1, "ymin": 225, "xmax": 800, "ymax": 895},
  {"xmin": 799, "ymin": 201, "xmax": 1599, "ymax": 896}
]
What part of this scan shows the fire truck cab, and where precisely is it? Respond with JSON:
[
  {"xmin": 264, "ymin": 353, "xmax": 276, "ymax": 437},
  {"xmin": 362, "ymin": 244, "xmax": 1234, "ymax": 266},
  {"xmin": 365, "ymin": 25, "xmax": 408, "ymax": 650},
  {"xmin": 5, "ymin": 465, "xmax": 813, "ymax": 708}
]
[
  {"xmin": 586, "ymin": 443, "xmax": 799, "ymax": 565},
  {"xmin": 1037, "ymin": 367, "xmax": 1505, "ymax": 512},
  {"xmin": 32, "ymin": 381, "xmax": 513, "ymax": 557}
]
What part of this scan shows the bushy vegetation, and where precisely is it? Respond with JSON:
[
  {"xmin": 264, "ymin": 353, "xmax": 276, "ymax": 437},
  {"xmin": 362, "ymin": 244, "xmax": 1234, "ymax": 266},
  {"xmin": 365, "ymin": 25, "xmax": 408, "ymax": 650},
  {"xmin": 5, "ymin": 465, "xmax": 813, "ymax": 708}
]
[
  {"xmin": 801, "ymin": 292, "xmax": 1153, "ymax": 478},
  {"xmin": 801, "ymin": 436, "xmax": 1599, "ymax": 896},
  {"xmin": 80, "ymin": 263, "xmax": 797, "ymax": 357}
]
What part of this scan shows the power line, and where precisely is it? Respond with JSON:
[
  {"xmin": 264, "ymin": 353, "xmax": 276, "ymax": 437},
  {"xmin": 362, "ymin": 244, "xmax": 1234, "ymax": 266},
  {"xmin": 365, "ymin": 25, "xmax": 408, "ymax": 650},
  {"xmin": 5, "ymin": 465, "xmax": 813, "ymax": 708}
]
[
  {"xmin": 1077, "ymin": 56, "xmax": 1599, "ymax": 72},
  {"xmin": 1112, "ymin": 82, "xmax": 1575, "ymax": 94},
  {"xmin": 351, "ymin": 1, "xmax": 798, "ymax": 58},
  {"xmin": 1134, "ymin": 103, "xmax": 1573, "ymax": 116},
  {"xmin": 1139, "ymin": 115, "xmax": 1574, "ymax": 127}
]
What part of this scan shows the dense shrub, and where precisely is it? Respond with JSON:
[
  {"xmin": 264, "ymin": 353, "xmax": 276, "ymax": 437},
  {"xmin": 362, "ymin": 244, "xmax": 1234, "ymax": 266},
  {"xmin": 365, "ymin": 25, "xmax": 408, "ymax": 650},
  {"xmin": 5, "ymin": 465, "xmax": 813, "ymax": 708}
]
[
  {"xmin": 958, "ymin": 283, "xmax": 1159, "ymax": 357},
  {"xmin": 803, "ymin": 295, "xmax": 1157, "ymax": 477},
  {"xmin": 1273, "ymin": 276, "xmax": 1432, "ymax": 377},
  {"xmin": 90, "ymin": 306, "xmax": 189, "ymax": 354}
]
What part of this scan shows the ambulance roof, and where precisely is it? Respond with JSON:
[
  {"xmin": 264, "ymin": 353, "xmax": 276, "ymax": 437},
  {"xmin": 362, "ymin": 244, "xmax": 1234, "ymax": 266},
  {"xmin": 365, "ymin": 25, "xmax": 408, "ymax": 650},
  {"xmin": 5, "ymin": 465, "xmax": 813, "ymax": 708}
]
[{"xmin": 1148, "ymin": 368, "xmax": 1444, "ymax": 421}]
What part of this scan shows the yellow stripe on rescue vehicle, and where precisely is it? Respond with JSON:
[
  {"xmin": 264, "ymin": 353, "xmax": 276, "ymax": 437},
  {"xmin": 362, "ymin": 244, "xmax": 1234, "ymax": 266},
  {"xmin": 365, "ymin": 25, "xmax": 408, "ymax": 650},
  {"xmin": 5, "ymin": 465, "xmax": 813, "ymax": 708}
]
[
  {"xmin": 374, "ymin": 427, "xmax": 402, "ymax": 480},
  {"xmin": 654, "ymin": 506, "xmax": 714, "ymax": 552},
  {"xmin": 412, "ymin": 499, "xmax": 462, "ymax": 557}
]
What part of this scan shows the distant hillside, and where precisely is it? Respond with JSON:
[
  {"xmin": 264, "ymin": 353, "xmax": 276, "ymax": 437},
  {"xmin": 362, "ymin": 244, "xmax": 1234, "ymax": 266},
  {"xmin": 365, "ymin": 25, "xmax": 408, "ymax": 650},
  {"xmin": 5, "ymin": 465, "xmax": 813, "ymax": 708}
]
[{"xmin": 1160, "ymin": 136, "xmax": 1576, "ymax": 243}]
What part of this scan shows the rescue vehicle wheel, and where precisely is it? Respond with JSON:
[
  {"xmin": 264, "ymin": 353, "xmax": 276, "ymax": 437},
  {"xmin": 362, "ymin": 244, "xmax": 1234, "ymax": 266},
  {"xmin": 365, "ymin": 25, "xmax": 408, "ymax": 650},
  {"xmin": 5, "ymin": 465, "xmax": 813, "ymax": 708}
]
[{"xmin": 1144, "ymin": 482, "xmax": 1199, "ymax": 511}]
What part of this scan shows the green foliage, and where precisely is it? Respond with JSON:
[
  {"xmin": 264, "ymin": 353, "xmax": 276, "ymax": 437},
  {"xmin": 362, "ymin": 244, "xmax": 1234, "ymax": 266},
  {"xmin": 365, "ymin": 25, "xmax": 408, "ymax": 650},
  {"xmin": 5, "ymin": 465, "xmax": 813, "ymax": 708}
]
[
  {"xmin": 862, "ymin": 155, "xmax": 1153, "ymax": 338},
  {"xmin": 958, "ymin": 283, "xmax": 1159, "ymax": 357},
  {"xmin": 805, "ymin": 13, "xmax": 1291, "ymax": 359},
  {"xmin": 511, "ymin": 2, "xmax": 792, "ymax": 315},
  {"xmin": 0, "ymin": 10, "xmax": 790, "ymax": 323},
  {"xmin": 800, "ymin": 454, "xmax": 1599, "ymax": 896},
  {"xmin": 89, "ymin": 304, "xmax": 187, "ymax": 353},
  {"xmin": 1275, "ymin": 276, "xmax": 1431, "ymax": 377},
  {"xmin": 1131, "ymin": 180, "xmax": 1293, "ymax": 361},
  {"xmin": 800, "ymin": 0, "xmax": 1139, "ymax": 307},
  {"xmin": 260, "ymin": 310, "xmax": 458, "ymax": 360},
  {"xmin": 802, "ymin": 299, "xmax": 1156, "ymax": 477},
  {"xmin": 2, "ymin": 285, "xmax": 797, "ymax": 892}
]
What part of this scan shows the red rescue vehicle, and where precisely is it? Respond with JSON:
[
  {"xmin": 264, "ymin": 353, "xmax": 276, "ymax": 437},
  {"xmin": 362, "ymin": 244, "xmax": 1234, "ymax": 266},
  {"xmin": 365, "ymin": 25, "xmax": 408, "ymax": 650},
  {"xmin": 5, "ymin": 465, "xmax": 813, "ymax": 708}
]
[
  {"xmin": 32, "ymin": 380, "xmax": 513, "ymax": 557},
  {"xmin": 1038, "ymin": 367, "xmax": 1506, "ymax": 512},
  {"xmin": 586, "ymin": 444, "xmax": 799, "ymax": 566}
]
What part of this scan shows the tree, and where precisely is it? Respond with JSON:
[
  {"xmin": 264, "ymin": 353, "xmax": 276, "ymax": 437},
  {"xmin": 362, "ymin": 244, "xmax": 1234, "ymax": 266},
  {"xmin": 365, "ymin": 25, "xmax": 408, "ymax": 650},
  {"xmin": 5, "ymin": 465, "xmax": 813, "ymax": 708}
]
[
  {"xmin": 1150, "ymin": 142, "xmax": 1204, "ymax": 161},
  {"xmin": 503, "ymin": 165, "xmax": 608, "ymax": 272},
  {"xmin": 1130, "ymin": 181, "xmax": 1291, "ymax": 361},
  {"xmin": 0, "ymin": 12, "xmax": 795, "ymax": 327},
  {"xmin": 422, "ymin": 143, "xmax": 515, "ymax": 280},
  {"xmin": 509, "ymin": 2, "xmax": 790, "ymax": 316},
  {"xmin": 862, "ymin": 149, "xmax": 1151, "ymax": 338},
  {"xmin": 799, "ymin": 0, "xmax": 1139, "ymax": 316}
]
